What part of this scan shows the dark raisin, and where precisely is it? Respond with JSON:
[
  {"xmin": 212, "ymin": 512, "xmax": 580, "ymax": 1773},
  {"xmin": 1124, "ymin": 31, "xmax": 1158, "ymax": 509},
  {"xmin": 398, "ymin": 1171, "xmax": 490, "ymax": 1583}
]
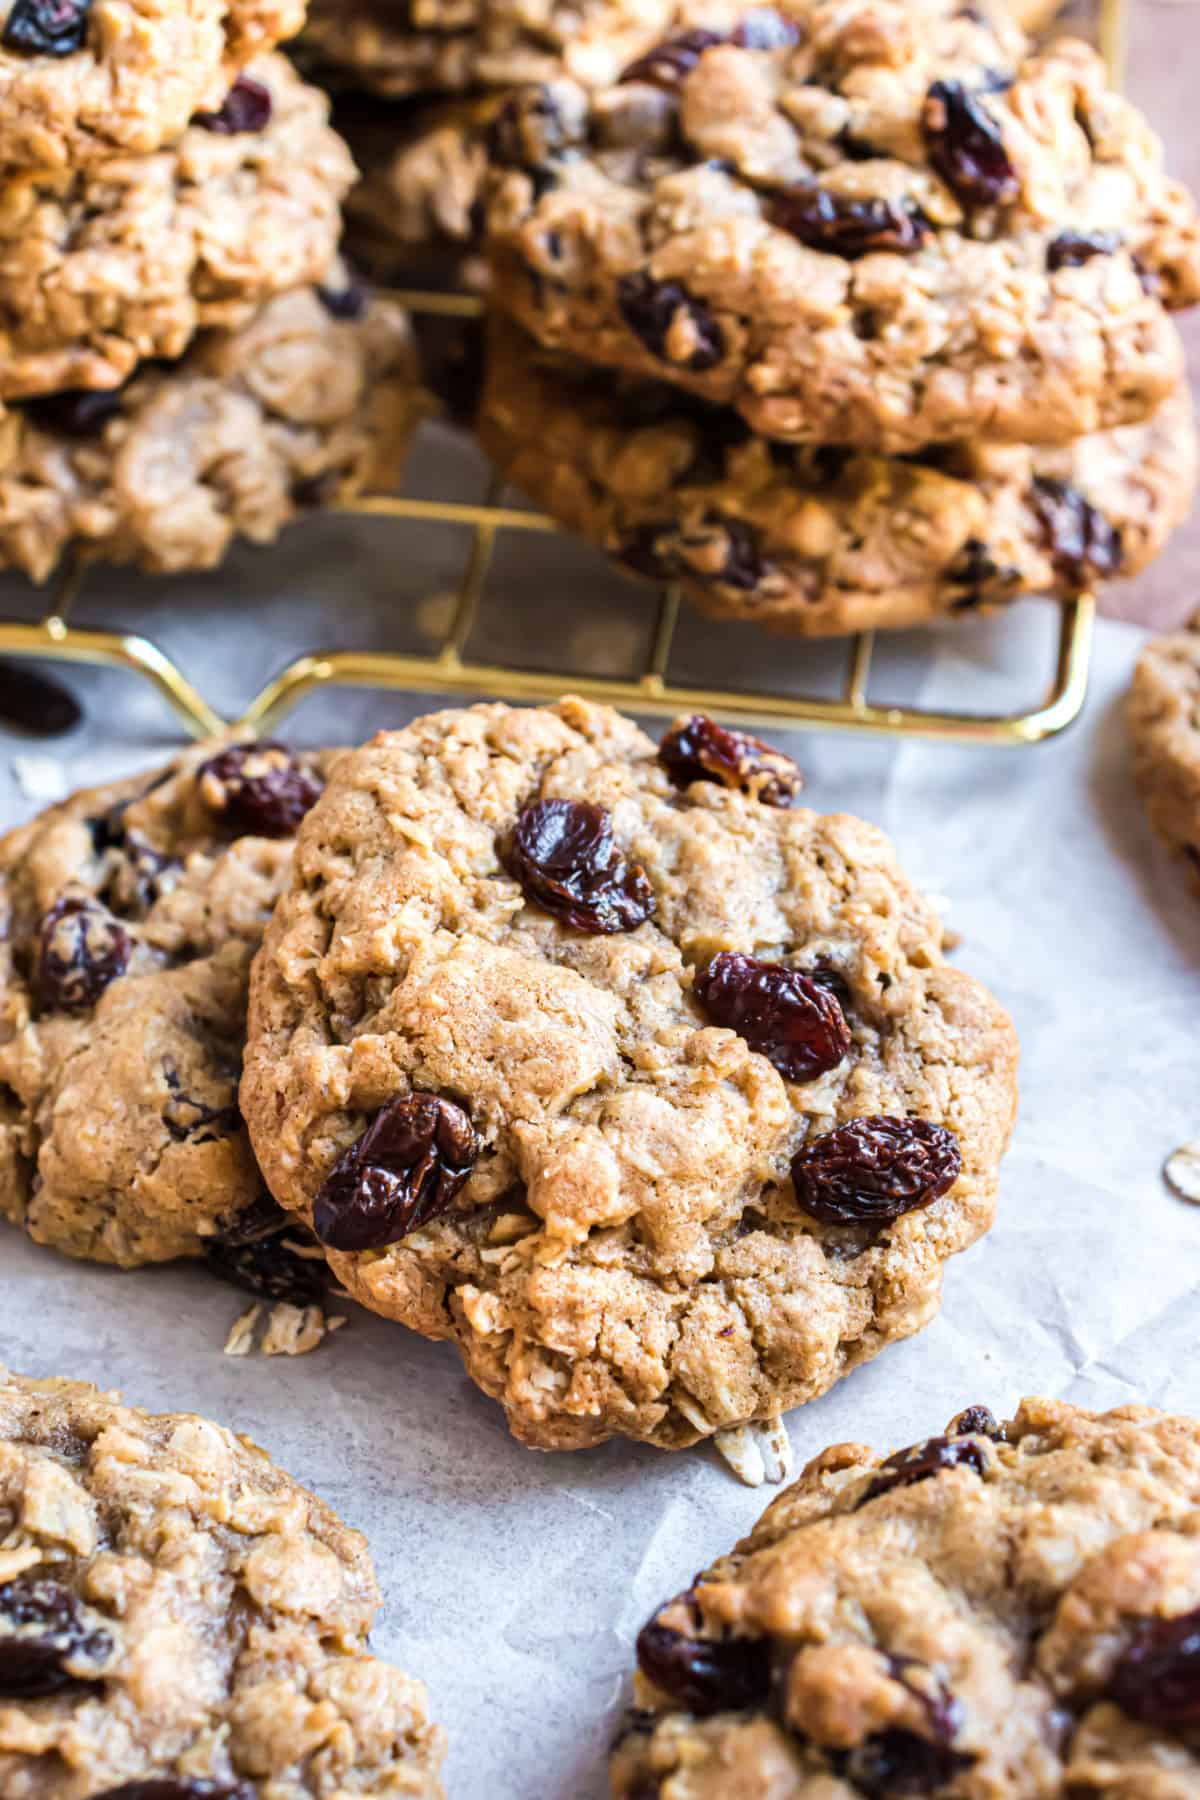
[
  {"xmin": 636, "ymin": 1590, "xmax": 771, "ymax": 1716},
  {"xmin": 617, "ymin": 273, "xmax": 724, "ymax": 374},
  {"xmin": 621, "ymin": 28, "xmax": 725, "ymax": 85},
  {"xmin": 28, "ymin": 385, "xmax": 124, "ymax": 438},
  {"xmin": 835, "ymin": 1731, "xmax": 975, "ymax": 1796},
  {"xmin": 1109, "ymin": 1608, "xmax": 1200, "ymax": 1727},
  {"xmin": 792, "ymin": 1115, "xmax": 962, "ymax": 1226},
  {"xmin": 204, "ymin": 1234, "xmax": 329, "ymax": 1307},
  {"xmin": 317, "ymin": 276, "xmax": 367, "ymax": 320},
  {"xmin": 36, "ymin": 896, "xmax": 131, "ymax": 1013},
  {"xmin": 946, "ymin": 1404, "xmax": 1003, "ymax": 1440},
  {"xmin": 948, "ymin": 537, "xmax": 1022, "ymax": 606},
  {"xmin": 0, "ymin": 1576, "xmax": 113, "ymax": 1698},
  {"xmin": 772, "ymin": 189, "xmax": 930, "ymax": 258},
  {"xmin": 92, "ymin": 1783, "xmax": 257, "ymax": 1800},
  {"xmin": 731, "ymin": 8, "xmax": 802, "ymax": 47},
  {"xmin": 887, "ymin": 1654, "xmax": 965, "ymax": 1745},
  {"xmin": 313, "ymin": 1092, "xmax": 478, "ymax": 1251},
  {"xmin": 507, "ymin": 798, "xmax": 655, "ymax": 934},
  {"xmin": 658, "ymin": 713, "xmax": 802, "ymax": 806},
  {"xmin": 712, "ymin": 516, "xmax": 765, "ymax": 590},
  {"xmin": 196, "ymin": 742, "xmax": 322, "ymax": 838},
  {"xmin": 193, "ymin": 74, "xmax": 272, "ymax": 133},
  {"xmin": 922, "ymin": 79, "xmax": 1018, "ymax": 209},
  {"xmin": 805, "ymin": 963, "xmax": 852, "ymax": 1008},
  {"xmin": 862, "ymin": 1434, "xmax": 988, "ymax": 1504},
  {"xmin": 213, "ymin": 1191, "xmax": 290, "ymax": 1247},
  {"xmin": 2, "ymin": 0, "xmax": 90, "ymax": 56},
  {"xmin": 695, "ymin": 951, "xmax": 850, "ymax": 1080},
  {"xmin": 0, "ymin": 661, "xmax": 81, "ymax": 736},
  {"xmin": 162, "ymin": 1067, "xmax": 241, "ymax": 1144},
  {"xmin": 100, "ymin": 831, "xmax": 178, "ymax": 916},
  {"xmin": 1046, "ymin": 229, "xmax": 1121, "ymax": 271},
  {"xmin": 1029, "ymin": 478, "xmax": 1121, "ymax": 587}
]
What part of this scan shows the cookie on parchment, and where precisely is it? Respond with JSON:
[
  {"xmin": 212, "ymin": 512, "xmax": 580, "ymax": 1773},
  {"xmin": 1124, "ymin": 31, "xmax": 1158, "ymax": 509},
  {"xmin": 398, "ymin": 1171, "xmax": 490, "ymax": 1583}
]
[
  {"xmin": 612, "ymin": 1396, "xmax": 1200, "ymax": 1797},
  {"xmin": 1129, "ymin": 617, "xmax": 1200, "ymax": 894},
  {"xmin": 479, "ymin": 320, "xmax": 1197, "ymax": 633},
  {"xmin": 0, "ymin": 55, "xmax": 356, "ymax": 400},
  {"xmin": 484, "ymin": 2, "xmax": 1200, "ymax": 453},
  {"xmin": 0, "ymin": 279, "xmax": 423, "ymax": 581},
  {"xmin": 0, "ymin": 738, "xmax": 340, "ymax": 1272},
  {"xmin": 0, "ymin": 1370, "xmax": 446, "ymax": 1797},
  {"xmin": 242, "ymin": 698, "xmax": 1018, "ymax": 1452},
  {"xmin": 0, "ymin": 0, "xmax": 305, "ymax": 173}
]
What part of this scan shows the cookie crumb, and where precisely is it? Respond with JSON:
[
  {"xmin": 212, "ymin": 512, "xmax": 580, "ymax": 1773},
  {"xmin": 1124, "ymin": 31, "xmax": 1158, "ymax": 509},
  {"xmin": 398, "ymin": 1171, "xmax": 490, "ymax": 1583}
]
[
  {"xmin": 13, "ymin": 755, "xmax": 69, "ymax": 803},
  {"xmin": 714, "ymin": 1416, "xmax": 793, "ymax": 1487},
  {"xmin": 1165, "ymin": 1140, "xmax": 1200, "ymax": 1202},
  {"xmin": 224, "ymin": 1301, "xmax": 345, "ymax": 1358},
  {"xmin": 224, "ymin": 1304, "xmax": 263, "ymax": 1356}
]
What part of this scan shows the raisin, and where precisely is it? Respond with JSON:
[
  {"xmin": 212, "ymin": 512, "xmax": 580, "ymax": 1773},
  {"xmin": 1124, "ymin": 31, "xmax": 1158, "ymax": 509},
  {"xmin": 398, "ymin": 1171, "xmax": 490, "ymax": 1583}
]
[
  {"xmin": 695, "ymin": 952, "xmax": 850, "ymax": 1081},
  {"xmin": 946, "ymin": 1404, "xmax": 1003, "ymax": 1440},
  {"xmin": 805, "ymin": 963, "xmax": 852, "ymax": 1008},
  {"xmin": 949, "ymin": 538, "xmax": 1021, "ymax": 606},
  {"xmin": 1109, "ymin": 1608, "xmax": 1200, "ymax": 1727},
  {"xmin": 772, "ymin": 189, "xmax": 930, "ymax": 258},
  {"xmin": 1046, "ymin": 229, "xmax": 1121, "ymax": 271},
  {"xmin": 204, "ymin": 1234, "xmax": 329, "ymax": 1307},
  {"xmin": 507, "ymin": 798, "xmax": 655, "ymax": 934},
  {"xmin": 922, "ymin": 80, "xmax": 1018, "ymax": 208},
  {"xmin": 792, "ymin": 1115, "xmax": 961, "ymax": 1226},
  {"xmin": 658, "ymin": 713, "xmax": 802, "ymax": 806},
  {"xmin": 731, "ymin": 8, "xmax": 802, "ymax": 47},
  {"xmin": 636, "ymin": 1591, "xmax": 771, "ymax": 1716},
  {"xmin": 861, "ymin": 1434, "xmax": 988, "ymax": 1504},
  {"xmin": 193, "ymin": 74, "xmax": 272, "ymax": 133},
  {"xmin": 835, "ymin": 1731, "xmax": 975, "ymax": 1796},
  {"xmin": 317, "ymin": 276, "xmax": 367, "ymax": 320},
  {"xmin": 621, "ymin": 28, "xmax": 725, "ymax": 86},
  {"xmin": 213, "ymin": 1191, "xmax": 290, "ymax": 1246},
  {"xmin": 196, "ymin": 742, "xmax": 322, "ymax": 838},
  {"xmin": 713, "ymin": 516, "xmax": 765, "ymax": 590},
  {"xmin": 28, "ymin": 385, "xmax": 124, "ymax": 438},
  {"xmin": 617, "ymin": 274, "xmax": 724, "ymax": 374},
  {"xmin": 36, "ymin": 896, "xmax": 130, "ymax": 1013},
  {"xmin": 0, "ymin": 1576, "xmax": 113, "ymax": 1697},
  {"xmin": 0, "ymin": 661, "xmax": 81, "ymax": 736},
  {"xmin": 162, "ymin": 1067, "xmax": 241, "ymax": 1144},
  {"xmin": 1029, "ymin": 478, "xmax": 1121, "ymax": 587},
  {"xmin": 313, "ymin": 1092, "xmax": 478, "ymax": 1251},
  {"xmin": 2, "ymin": 0, "xmax": 90, "ymax": 56},
  {"xmin": 92, "ymin": 1783, "xmax": 256, "ymax": 1800},
  {"xmin": 100, "ymin": 831, "xmax": 178, "ymax": 916}
]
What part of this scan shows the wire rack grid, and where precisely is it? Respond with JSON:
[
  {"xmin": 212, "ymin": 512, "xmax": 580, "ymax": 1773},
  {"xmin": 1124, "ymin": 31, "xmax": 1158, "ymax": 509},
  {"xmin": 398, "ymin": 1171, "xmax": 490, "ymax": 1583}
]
[{"xmin": 0, "ymin": 0, "xmax": 1125, "ymax": 748}]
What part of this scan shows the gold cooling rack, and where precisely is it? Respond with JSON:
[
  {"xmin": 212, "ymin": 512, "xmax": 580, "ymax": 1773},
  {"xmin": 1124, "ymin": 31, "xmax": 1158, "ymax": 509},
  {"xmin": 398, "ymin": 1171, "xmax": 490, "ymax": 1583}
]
[{"xmin": 0, "ymin": 0, "xmax": 1125, "ymax": 749}]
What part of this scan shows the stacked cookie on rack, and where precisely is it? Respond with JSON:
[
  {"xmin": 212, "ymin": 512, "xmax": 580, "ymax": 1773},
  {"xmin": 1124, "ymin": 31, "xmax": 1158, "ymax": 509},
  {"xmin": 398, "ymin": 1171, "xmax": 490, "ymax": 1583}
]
[
  {"xmin": 468, "ymin": 0, "xmax": 1200, "ymax": 634},
  {"xmin": 0, "ymin": 0, "xmax": 426, "ymax": 582}
]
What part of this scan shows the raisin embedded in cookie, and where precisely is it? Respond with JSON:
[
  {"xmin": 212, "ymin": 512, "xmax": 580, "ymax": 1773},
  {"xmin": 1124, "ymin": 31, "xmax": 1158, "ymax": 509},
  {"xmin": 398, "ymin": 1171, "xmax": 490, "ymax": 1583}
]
[
  {"xmin": 0, "ymin": 280, "xmax": 425, "ymax": 581},
  {"xmin": 242, "ymin": 698, "xmax": 1018, "ymax": 1452},
  {"xmin": 0, "ymin": 56, "xmax": 356, "ymax": 400},
  {"xmin": 611, "ymin": 1397, "xmax": 1200, "ymax": 1796},
  {"xmin": 0, "ymin": 739, "xmax": 342, "ymax": 1270},
  {"xmin": 479, "ymin": 320, "xmax": 1196, "ymax": 634},
  {"xmin": 484, "ymin": 0, "xmax": 1199, "ymax": 453},
  {"xmin": 1128, "ymin": 618, "xmax": 1200, "ymax": 894},
  {"xmin": 0, "ymin": 0, "xmax": 305, "ymax": 174},
  {"xmin": 0, "ymin": 1371, "xmax": 446, "ymax": 1796}
]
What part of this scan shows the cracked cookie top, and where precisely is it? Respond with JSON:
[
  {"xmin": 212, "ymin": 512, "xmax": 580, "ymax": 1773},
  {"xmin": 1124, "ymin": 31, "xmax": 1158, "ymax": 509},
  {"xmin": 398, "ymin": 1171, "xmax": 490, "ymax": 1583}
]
[
  {"xmin": 0, "ymin": 55, "xmax": 356, "ymax": 400},
  {"xmin": 0, "ymin": 1371, "xmax": 446, "ymax": 1797},
  {"xmin": 1129, "ymin": 618, "xmax": 1200, "ymax": 896},
  {"xmin": 0, "ymin": 738, "xmax": 341, "ymax": 1273},
  {"xmin": 612, "ymin": 1396, "xmax": 1200, "ymax": 1797},
  {"xmin": 484, "ymin": 0, "xmax": 1199, "ymax": 452},
  {"xmin": 0, "ymin": 0, "xmax": 305, "ymax": 173},
  {"xmin": 242, "ymin": 699, "xmax": 1018, "ymax": 1452}
]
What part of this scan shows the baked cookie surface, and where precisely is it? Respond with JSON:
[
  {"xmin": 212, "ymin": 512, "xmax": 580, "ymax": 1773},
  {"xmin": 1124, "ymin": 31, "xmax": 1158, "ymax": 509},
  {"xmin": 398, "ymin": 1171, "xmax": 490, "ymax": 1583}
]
[
  {"xmin": 1129, "ymin": 618, "xmax": 1200, "ymax": 892},
  {"xmin": 0, "ymin": 0, "xmax": 305, "ymax": 173},
  {"xmin": 0, "ymin": 1370, "xmax": 446, "ymax": 1797},
  {"xmin": 484, "ymin": 1, "xmax": 1200, "ymax": 452},
  {"xmin": 0, "ymin": 739, "xmax": 338, "ymax": 1269},
  {"xmin": 0, "ymin": 279, "xmax": 423, "ymax": 581},
  {"xmin": 611, "ymin": 1396, "xmax": 1200, "ymax": 1797},
  {"xmin": 0, "ymin": 55, "xmax": 356, "ymax": 400},
  {"xmin": 242, "ymin": 699, "xmax": 1018, "ymax": 1452},
  {"xmin": 480, "ymin": 321, "xmax": 1196, "ymax": 633}
]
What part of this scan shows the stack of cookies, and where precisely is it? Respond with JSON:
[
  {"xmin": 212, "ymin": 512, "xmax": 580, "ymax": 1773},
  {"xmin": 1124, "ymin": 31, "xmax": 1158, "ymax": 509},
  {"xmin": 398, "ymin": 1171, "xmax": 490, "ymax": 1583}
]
[
  {"xmin": 469, "ymin": 0, "xmax": 1200, "ymax": 634},
  {"xmin": 0, "ymin": 0, "xmax": 426, "ymax": 582}
]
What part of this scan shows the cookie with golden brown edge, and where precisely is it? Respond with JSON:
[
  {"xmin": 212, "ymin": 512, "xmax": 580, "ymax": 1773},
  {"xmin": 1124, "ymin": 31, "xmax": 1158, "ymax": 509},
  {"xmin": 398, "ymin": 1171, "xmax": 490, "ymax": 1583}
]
[
  {"xmin": 612, "ymin": 1396, "xmax": 1200, "ymax": 1797},
  {"xmin": 1129, "ymin": 617, "xmax": 1200, "ymax": 896},
  {"xmin": 479, "ymin": 320, "xmax": 1196, "ymax": 633},
  {"xmin": 242, "ymin": 698, "xmax": 1018, "ymax": 1452},
  {"xmin": 483, "ymin": 0, "xmax": 1200, "ymax": 453},
  {"xmin": 0, "ymin": 738, "xmax": 340, "ymax": 1273},
  {"xmin": 0, "ymin": 1371, "xmax": 446, "ymax": 1797}
]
